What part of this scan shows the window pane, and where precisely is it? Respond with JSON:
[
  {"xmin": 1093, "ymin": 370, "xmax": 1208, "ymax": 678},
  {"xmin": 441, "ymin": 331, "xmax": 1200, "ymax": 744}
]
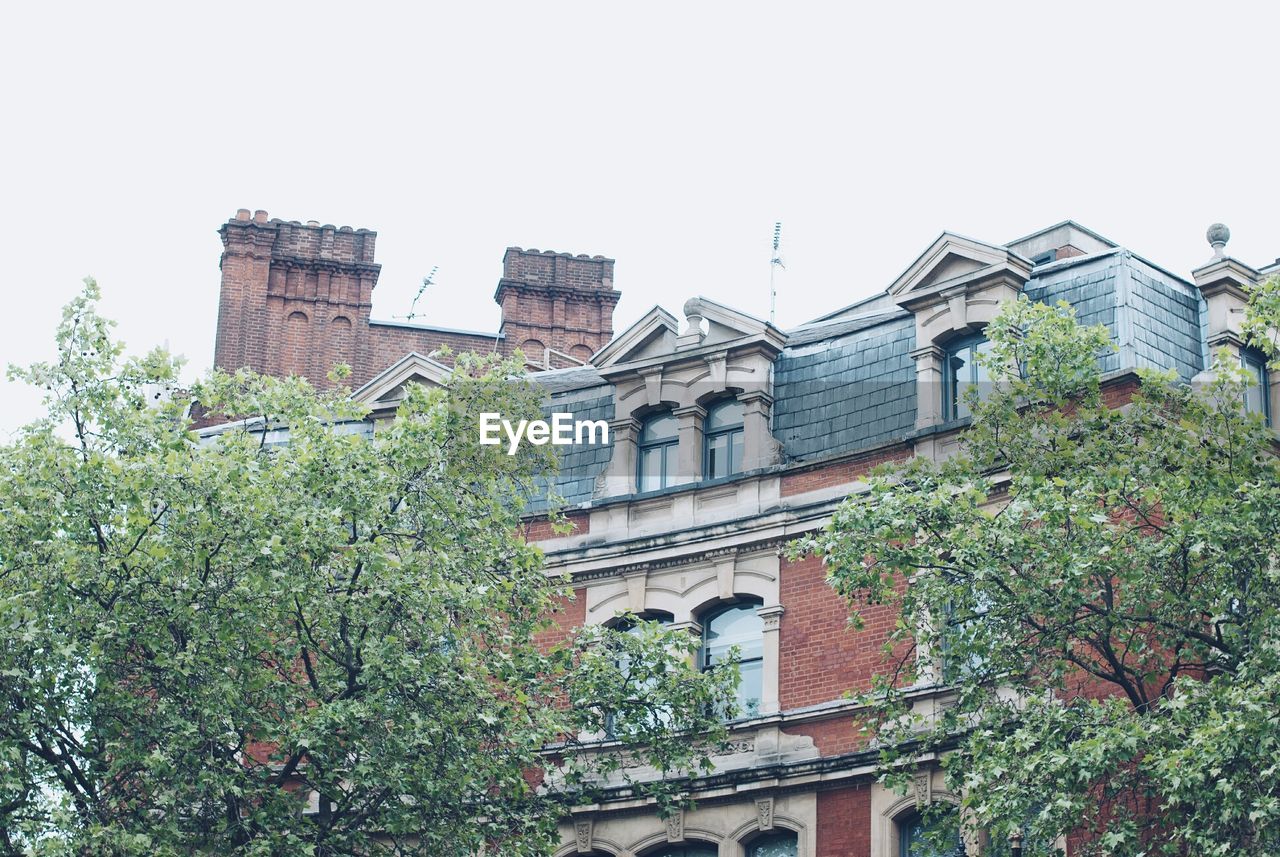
[
  {"xmin": 1242, "ymin": 352, "xmax": 1269, "ymax": 421},
  {"xmin": 639, "ymin": 446, "xmax": 663, "ymax": 492},
  {"xmin": 736, "ymin": 657, "xmax": 763, "ymax": 716},
  {"xmin": 705, "ymin": 604, "xmax": 764, "ymax": 663},
  {"xmin": 640, "ymin": 412, "xmax": 678, "ymax": 442},
  {"xmin": 902, "ymin": 813, "xmax": 965, "ymax": 857},
  {"xmin": 703, "ymin": 602, "xmax": 765, "ymax": 718},
  {"xmin": 706, "ymin": 432, "xmax": 728, "ymax": 479},
  {"xmin": 748, "ymin": 831, "xmax": 798, "ymax": 857},
  {"xmin": 706, "ymin": 399, "xmax": 744, "ymax": 431},
  {"xmin": 730, "ymin": 429, "xmax": 744, "ymax": 475}
]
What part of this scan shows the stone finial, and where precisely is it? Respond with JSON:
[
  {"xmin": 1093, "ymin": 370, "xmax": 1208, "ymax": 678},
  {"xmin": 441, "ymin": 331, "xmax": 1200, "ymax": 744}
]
[
  {"xmin": 676, "ymin": 297, "xmax": 707, "ymax": 350},
  {"xmin": 1207, "ymin": 222, "xmax": 1230, "ymax": 258},
  {"xmin": 683, "ymin": 297, "xmax": 704, "ymax": 325}
]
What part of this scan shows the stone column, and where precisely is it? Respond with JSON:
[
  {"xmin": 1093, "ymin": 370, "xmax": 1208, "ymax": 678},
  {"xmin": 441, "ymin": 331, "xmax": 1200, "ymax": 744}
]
[
  {"xmin": 601, "ymin": 416, "xmax": 640, "ymax": 497},
  {"xmin": 910, "ymin": 344, "xmax": 946, "ymax": 430},
  {"xmin": 757, "ymin": 605, "xmax": 785, "ymax": 715},
  {"xmin": 738, "ymin": 390, "xmax": 776, "ymax": 471},
  {"xmin": 673, "ymin": 404, "xmax": 706, "ymax": 485}
]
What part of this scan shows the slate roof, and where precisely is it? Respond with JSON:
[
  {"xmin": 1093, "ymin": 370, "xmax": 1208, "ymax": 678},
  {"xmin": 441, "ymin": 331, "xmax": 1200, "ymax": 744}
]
[{"xmin": 532, "ymin": 242, "xmax": 1211, "ymax": 509}]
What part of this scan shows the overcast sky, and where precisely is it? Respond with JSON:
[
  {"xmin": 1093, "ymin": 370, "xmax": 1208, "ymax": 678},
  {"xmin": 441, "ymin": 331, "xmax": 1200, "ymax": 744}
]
[{"xmin": 2, "ymin": 2, "xmax": 1278, "ymax": 433}]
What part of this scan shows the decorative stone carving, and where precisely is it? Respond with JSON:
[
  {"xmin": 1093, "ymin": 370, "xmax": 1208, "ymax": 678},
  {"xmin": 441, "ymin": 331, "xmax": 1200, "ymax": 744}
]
[
  {"xmin": 756, "ymin": 796, "xmax": 775, "ymax": 831},
  {"xmin": 574, "ymin": 818, "xmax": 593, "ymax": 853},
  {"xmin": 913, "ymin": 771, "xmax": 932, "ymax": 808},
  {"xmin": 664, "ymin": 807, "xmax": 684, "ymax": 842}
]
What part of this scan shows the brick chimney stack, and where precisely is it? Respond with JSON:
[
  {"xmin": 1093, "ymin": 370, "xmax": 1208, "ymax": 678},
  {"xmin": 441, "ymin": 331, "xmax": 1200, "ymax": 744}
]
[
  {"xmin": 215, "ymin": 209, "xmax": 380, "ymax": 386},
  {"xmin": 494, "ymin": 248, "xmax": 621, "ymax": 366}
]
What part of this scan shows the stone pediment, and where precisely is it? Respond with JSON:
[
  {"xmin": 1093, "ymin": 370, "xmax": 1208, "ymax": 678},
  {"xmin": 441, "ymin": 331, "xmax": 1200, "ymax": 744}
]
[
  {"xmin": 351, "ymin": 352, "xmax": 453, "ymax": 416},
  {"xmin": 591, "ymin": 305, "xmax": 681, "ymax": 368},
  {"xmin": 889, "ymin": 232, "xmax": 1033, "ymax": 308}
]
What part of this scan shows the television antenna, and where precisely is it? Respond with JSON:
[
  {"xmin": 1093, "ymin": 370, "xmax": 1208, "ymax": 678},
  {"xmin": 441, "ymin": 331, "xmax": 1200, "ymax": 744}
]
[
  {"xmin": 396, "ymin": 266, "xmax": 439, "ymax": 322},
  {"xmin": 769, "ymin": 222, "xmax": 785, "ymax": 324}
]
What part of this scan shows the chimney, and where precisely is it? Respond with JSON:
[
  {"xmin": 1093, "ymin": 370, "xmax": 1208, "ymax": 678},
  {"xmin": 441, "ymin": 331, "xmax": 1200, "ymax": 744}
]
[
  {"xmin": 493, "ymin": 248, "xmax": 621, "ymax": 367},
  {"xmin": 214, "ymin": 210, "xmax": 381, "ymax": 387}
]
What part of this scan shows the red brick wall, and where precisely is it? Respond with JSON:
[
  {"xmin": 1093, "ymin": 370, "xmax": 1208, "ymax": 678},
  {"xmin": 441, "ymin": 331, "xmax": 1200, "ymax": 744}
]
[
  {"xmin": 522, "ymin": 511, "xmax": 591, "ymax": 543},
  {"xmin": 816, "ymin": 783, "xmax": 871, "ymax": 857},
  {"xmin": 214, "ymin": 212, "xmax": 618, "ymax": 388},
  {"xmin": 779, "ymin": 553, "xmax": 902, "ymax": 711},
  {"xmin": 788, "ymin": 717, "xmax": 864, "ymax": 757},
  {"xmin": 534, "ymin": 586, "xmax": 587, "ymax": 653},
  {"xmin": 494, "ymin": 247, "xmax": 621, "ymax": 365},
  {"xmin": 780, "ymin": 445, "xmax": 911, "ymax": 497}
]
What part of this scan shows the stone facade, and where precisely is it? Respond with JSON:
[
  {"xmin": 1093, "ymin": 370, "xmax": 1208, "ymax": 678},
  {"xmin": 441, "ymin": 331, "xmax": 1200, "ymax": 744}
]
[{"xmin": 208, "ymin": 212, "xmax": 1279, "ymax": 856}]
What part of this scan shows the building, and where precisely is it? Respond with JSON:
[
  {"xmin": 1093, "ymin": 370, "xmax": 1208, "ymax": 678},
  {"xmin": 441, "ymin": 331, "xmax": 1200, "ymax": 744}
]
[{"xmin": 210, "ymin": 211, "xmax": 1277, "ymax": 857}]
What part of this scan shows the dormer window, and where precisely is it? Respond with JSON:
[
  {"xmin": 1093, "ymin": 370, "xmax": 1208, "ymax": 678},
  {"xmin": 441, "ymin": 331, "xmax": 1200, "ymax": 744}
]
[
  {"xmin": 703, "ymin": 398, "xmax": 744, "ymax": 480},
  {"xmin": 637, "ymin": 412, "xmax": 679, "ymax": 492},
  {"xmin": 1242, "ymin": 349, "xmax": 1270, "ymax": 424},
  {"xmin": 943, "ymin": 334, "xmax": 994, "ymax": 422}
]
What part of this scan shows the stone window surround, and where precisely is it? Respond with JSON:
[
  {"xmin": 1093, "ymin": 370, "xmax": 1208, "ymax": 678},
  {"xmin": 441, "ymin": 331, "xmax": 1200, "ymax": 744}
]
[
  {"xmin": 600, "ymin": 353, "xmax": 780, "ymax": 497},
  {"xmin": 558, "ymin": 793, "xmax": 813, "ymax": 857},
  {"xmin": 582, "ymin": 549, "xmax": 785, "ymax": 718},
  {"xmin": 903, "ymin": 273, "xmax": 1025, "ymax": 433},
  {"xmin": 1191, "ymin": 253, "xmax": 1280, "ymax": 422}
]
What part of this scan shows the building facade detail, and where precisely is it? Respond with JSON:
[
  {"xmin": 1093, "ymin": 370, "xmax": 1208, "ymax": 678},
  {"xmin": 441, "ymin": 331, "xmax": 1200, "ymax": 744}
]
[{"xmin": 207, "ymin": 211, "xmax": 1276, "ymax": 856}]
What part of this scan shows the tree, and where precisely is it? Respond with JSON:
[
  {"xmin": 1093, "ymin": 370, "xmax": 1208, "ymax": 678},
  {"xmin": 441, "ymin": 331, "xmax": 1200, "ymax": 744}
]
[
  {"xmin": 794, "ymin": 282, "xmax": 1280, "ymax": 856},
  {"xmin": 0, "ymin": 282, "xmax": 738, "ymax": 856}
]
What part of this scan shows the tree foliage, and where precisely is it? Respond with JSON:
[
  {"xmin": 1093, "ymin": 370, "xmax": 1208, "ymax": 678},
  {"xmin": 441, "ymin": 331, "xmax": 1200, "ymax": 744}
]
[
  {"xmin": 795, "ymin": 281, "xmax": 1280, "ymax": 856},
  {"xmin": 0, "ymin": 282, "xmax": 738, "ymax": 856}
]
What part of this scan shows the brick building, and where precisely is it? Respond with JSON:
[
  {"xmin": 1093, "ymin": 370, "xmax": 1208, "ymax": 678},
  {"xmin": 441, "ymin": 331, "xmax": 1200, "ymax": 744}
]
[{"xmin": 210, "ymin": 211, "xmax": 1277, "ymax": 857}]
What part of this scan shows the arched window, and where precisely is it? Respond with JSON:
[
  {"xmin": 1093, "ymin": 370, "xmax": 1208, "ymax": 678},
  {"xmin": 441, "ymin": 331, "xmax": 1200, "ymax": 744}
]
[
  {"xmin": 703, "ymin": 398, "xmax": 744, "ymax": 480},
  {"xmin": 899, "ymin": 809, "xmax": 964, "ymax": 857},
  {"xmin": 604, "ymin": 613, "xmax": 672, "ymax": 739},
  {"xmin": 1242, "ymin": 348, "xmax": 1270, "ymax": 424},
  {"xmin": 747, "ymin": 830, "xmax": 798, "ymax": 857},
  {"xmin": 701, "ymin": 599, "xmax": 764, "ymax": 719},
  {"xmin": 943, "ymin": 333, "xmax": 994, "ymax": 421},
  {"xmin": 637, "ymin": 412, "xmax": 679, "ymax": 492},
  {"xmin": 644, "ymin": 845, "xmax": 717, "ymax": 857}
]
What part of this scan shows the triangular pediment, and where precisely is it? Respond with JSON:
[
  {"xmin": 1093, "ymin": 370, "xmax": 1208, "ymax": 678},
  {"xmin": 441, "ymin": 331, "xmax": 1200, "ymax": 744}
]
[
  {"xmin": 687, "ymin": 296, "xmax": 782, "ymax": 346},
  {"xmin": 889, "ymin": 232, "xmax": 1032, "ymax": 300},
  {"xmin": 591, "ymin": 305, "xmax": 680, "ymax": 368},
  {"xmin": 352, "ymin": 352, "xmax": 453, "ymax": 411}
]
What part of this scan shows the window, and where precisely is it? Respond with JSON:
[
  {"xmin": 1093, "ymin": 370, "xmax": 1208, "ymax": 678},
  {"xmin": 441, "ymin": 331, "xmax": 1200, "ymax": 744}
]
[
  {"xmin": 701, "ymin": 600, "xmax": 764, "ymax": 719},
  {"xmin": 900, "ymin": 810, "xmax": 964, "ymax": 857},
  {"xmin": 1242, "ymin": 349, "xmax": 1270, "ymax": 424},
  {"xmin": 645, "ymin": 845, "xmax": 717, "ymax": 857},
  {"xmin": 703, "ymin": 398, "xmax": 744, "ymax": 480},
  {"xmin": 943, "ymin": 334, "xmax": 995, "ymax": 421},
  {"xmin": 637, "ymin": 412, "xmax": 679, "ymax": 492},
  {"xmin": 986, "ymin": 807, "xmax": 1052, "ymax": 857},
  {"xmin": 748, "ymin": 831, "xmax": 798, "ymax": 857},
  {"xmin": 604, "ymin": 614, "xmax": 672, "ymax": 739},
  {"xmin": 940, "ymin": 593, "xmax": 992, "ymax": 684}
]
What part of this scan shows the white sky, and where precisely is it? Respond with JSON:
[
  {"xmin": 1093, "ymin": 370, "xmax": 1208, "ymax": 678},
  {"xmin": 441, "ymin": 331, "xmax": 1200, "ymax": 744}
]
[{"xmin": 2, "ymin": 2, "xmax": 1278, "ymax": 433}]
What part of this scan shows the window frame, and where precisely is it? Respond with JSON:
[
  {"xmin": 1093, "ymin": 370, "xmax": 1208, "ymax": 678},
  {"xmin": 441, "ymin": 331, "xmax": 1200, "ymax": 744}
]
[
  {"xmin": 745, "ymin": 830, "xmax": 799, "ymax": 857},
  {"xmin": 699, "ymin": 598, "xmax": 765, "ymax": 720},
  {"xmin": 702, "ymin": 397, "xmax": 745, "ymax": 481},
  {"xmin": 636, "ymin": 411, "xmax": 679, "ymax": 492},
  {"xmin": 942, "ymin": 333, "xmax": 993, "ymax": 422},
  {"xmin": 1241, "ymin": 348, "xmax": 1271, "ymax": 425},
  {"xmin": 603, "ymin": 612, "xmax": 673, "ymax": 739},
  {"xmin": 898, "ymin": 808, "xmax": 965, "ymax": 857}
]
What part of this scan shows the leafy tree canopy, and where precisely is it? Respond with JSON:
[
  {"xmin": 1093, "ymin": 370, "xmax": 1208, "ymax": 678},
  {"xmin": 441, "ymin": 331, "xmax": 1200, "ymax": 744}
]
[
  {"xmin": 0, "ymin": 282, "xmax": 737, "ymax": 856},
  {"xmin": 795, "ymin": 279, "xmax": 1280, "ymax": 857}
]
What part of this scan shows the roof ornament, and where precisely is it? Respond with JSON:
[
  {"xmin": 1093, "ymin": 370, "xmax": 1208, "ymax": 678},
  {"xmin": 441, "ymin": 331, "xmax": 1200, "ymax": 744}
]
[{"xmin": 1207, "ymin": 222, "xmax": 1230, "ymax": 259}]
